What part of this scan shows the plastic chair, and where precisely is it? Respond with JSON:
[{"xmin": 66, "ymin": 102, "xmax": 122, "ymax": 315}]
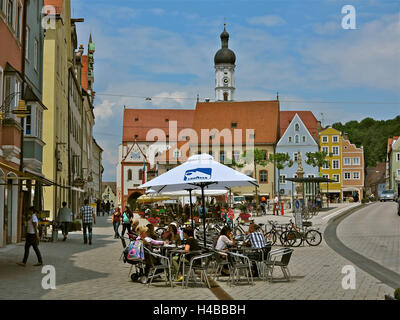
[
  {"xmin": 262, "ymin": 248, "xmax": 294, "ymax": 282},
  {"xmin": 227, "ymin": 251, "xmax": 254, "ymax": 286},
  {"xmin": 143, "ymin": 247, "xmax": 173, "ymax": 287},
  {"xmin": 184, "ymin": 253, "xmax": 213, "ymax": 289}
]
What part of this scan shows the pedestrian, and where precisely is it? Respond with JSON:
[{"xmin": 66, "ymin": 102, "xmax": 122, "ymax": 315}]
[
  {"xmin": 273, "ymin": 194, "xmax": 279, "ymax": 215},
  {"xmin": 111, "ymin": 207, "xmax": 122, "ymax": 239},
  {"xmin": 17, "ymin": 207, "xmax": 43, "ymax": 267},
  {"xmin": 79, "ymin": 199, "xmax": 96, "ymax": 245},
  {"xmin": 121, "ymin": 206, "xmax": 133, "ymax": 237},
  {"xmin": 57, "ymin": 201, "xmax": 73, "ymax": 241},
  {"xmin": 96, "ymin": 199, "xmax": 101, "ymax": 217}
]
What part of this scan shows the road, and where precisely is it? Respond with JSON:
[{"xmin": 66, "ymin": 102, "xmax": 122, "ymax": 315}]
[{"xmin": 326, "ymin": 201, "xmax": 400, "ymax": 289}]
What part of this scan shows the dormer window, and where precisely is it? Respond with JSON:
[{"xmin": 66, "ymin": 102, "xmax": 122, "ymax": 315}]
[
  {"xmin": 231, "ymin": 122, "xmax": 237, "ymax": 128},
  {"xmin": 295, "ymin": 123, "xmax": 300, "ymax": 131},
  {"xmin": 165, "ymin": 119, "xmax": 169, "ymax": 122},
  {"xmin": 134, "ymin": 117, "xmax": 139, "ymax": 122}
]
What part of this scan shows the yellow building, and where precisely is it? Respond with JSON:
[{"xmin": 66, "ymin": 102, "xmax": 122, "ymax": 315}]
[
  {"xmin": 42, "ymin": 0, "xmax": 72, "ymax": 219},
  {"xmin": 319, "ymin": 127, "xmax": 342, "ymax": 202}
]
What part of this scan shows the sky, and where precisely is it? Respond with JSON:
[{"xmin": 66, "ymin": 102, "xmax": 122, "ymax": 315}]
[{"xmin": 70, "ymin": 0, "xmax": 400, "ymax": 182}]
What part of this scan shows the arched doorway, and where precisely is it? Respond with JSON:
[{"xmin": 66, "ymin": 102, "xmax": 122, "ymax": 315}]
[{"xmin": 127, "ymin": 191, "xmax": 143, "ymax": 211}]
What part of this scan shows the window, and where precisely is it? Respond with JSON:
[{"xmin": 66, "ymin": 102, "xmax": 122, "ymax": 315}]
[
  {"xmin": 37, "ymin": 108, "xmax": 43, "ymax": 139},
  {"xmin": 25, "ymin": 105, "xmax": 32, "ymax": 135},
  {"xmin": 1, "ymin": 0, "xmax": 4, "ymax": 13},
  {"xmin": 322, "ymin": 174, "xmax": 329, "ymax": 179},
  {"xmin": 233, "ymin": 151, "xmax": 240, "ymax": 162},
  {"xmin": 173, "ymin": 149, "xmax": 181, "ymax": 159},
  {"xmin": 25, "ymin": 26, "xmax": 30, "ymax": 60},
  {"xmin": 34, "ymin": 39, "xmax": 38, "ymax": 71},
  {"xmin": 396, "ymin": 153, "xmax": 400, "ymax": 162},
  {"xmin": 332, "ymin": 136, "xmax": 339, "ymax": 143},
  {"xmin": 279, "ymin": 175, "xmax": 286, "ymax": 184},
  {"xmin": 322, "ymin": 136, "xmax": 328, "ymax": 143},
  {"xmin": 231, "ymin": 122, "xmax": 237, "ymax": 128},
  {"xmin": 344, "ymin": 157, "xmax": 351, "ymax": 165},
  {"xmin": 223, "ymin": 92, "xmax": 228, "ymax": 101},
  {"xmin": 322, "ymin": 146, "xmax": 329, "ymax": 154},
  {"xmin": 302, "ymin": 136, "xmax": 306, "ymax": 143},
  {"xmin": 295, "ymin": 123, "xmax": 300, "ymax": 131},
  {"xmin": 332, "ymin": 160, "xmax": 340, "ymax": 169},
  {"xmin": 259, "ymin": 170, "xmax": 268, "ymax": 183},
  {"xmin": 127, "ymin": 169, "xmax": 132, "ymax": 181},
  {"xmin": 353, "ymin": 157, "xmax": 360, "ymax": 165},
  {"xmin": 332, "ymin": 146, "xmax": 339, "ymax": 156},
  {"xmin": 16, "ymin": 4, "xmax": 21, "ymax": 39},
  {"xmin": 353, "ymin": 172, "xmax": 360, "ymax": 180},
  {"xmin": 7, "ymin": 0, "xmax": 13, "ymax": 28},
  {"xmin": 295, "ymin": 135, "xmax": 299, "ymax": 143},
  {"xmin": 322, "ymin": 161, "xmax": 330, "ymax": 169},
  {"xmin": 138, "ymin": 169, "xmax": 143, "ymax": 181},
  {"xmin": 397, "ymin": 169, "xmax": 400, "ymax": 177},
  {"xmin": 344, "ymin": 172, "xmax": 351, "ymax": 180},
  {"xmin": 134, "ymin": 117, "xmax": 139, "ymax": 122},
  {"xmin": 288, "ymin": 136, "xmax": 292, "ymax": 143},
  {"xmin": 219, "ymin": 151, "xmax": 225, "ymax": 163},
  {"xmin": 333, "ymin": 174, "xmax": 340, "ymax": 183}
]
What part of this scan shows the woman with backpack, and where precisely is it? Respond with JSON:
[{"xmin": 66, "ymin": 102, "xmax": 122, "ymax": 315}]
[
  {"xmin": 112, "ymin": 207, "xmax": 122, "ymax": 239},
  {"xmin": 121, "ymin": 206, "xmax": 133, "ymax": 237}
]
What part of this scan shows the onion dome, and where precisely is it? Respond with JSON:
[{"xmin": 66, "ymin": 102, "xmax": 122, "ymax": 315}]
[{"xmin": 214, "ymin": 25, "xmax": 236, "ymax": 65}]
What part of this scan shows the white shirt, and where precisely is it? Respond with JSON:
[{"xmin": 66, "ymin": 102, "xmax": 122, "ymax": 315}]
[
  {"xmin": 273, "ymin": 196, "xmax": 279, "ymax": 204},
  {"xmin": 27, "ymin": 214, "xmax": 38, "ymax": 234},
  {"xmin": 215, "ymin": 235, "xmax": 233, "ymax": 251}
]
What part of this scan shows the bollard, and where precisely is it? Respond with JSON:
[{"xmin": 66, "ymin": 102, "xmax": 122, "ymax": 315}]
[{"xmin": 281, "ymin": 202, "xmax": 284, "ymax": 215}]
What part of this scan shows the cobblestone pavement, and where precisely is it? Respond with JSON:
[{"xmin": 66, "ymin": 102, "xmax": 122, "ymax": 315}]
[
  {"xmin": 337, "ymin": 201, "xmax": 400, "ymax": 275},
  {"xmin": 0, "ymin": 204, "xmax": 394, "ymax": 300}
]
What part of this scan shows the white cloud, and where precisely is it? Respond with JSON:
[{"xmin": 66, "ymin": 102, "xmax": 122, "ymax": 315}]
[
  {"xmin": 93, "ymin": 100, "xmax": 116, "ymax": 120},
  {"xmin": 247, "ymin": 15, "xmax": 286, "ymax": 27}
]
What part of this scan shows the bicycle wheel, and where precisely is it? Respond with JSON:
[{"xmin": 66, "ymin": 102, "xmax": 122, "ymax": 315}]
[
  {"xmin": 280, "ymin": 230, "xmax": 302, "ymax": 247},
  {"xmin": 305, "ymin": 230, "xmax": 322, "ymax": 246},
  {"xmin": 265, "ymin": 231, "xmax": 277, "ymax": 246}
]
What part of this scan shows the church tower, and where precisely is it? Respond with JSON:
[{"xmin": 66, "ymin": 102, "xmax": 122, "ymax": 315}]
[{"xmin": 214, "ymin": 24, "xmax": 236, "ymax": 101}]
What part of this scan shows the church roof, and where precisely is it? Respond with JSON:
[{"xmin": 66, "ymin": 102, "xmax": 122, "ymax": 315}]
[
  {"xmin": 122, "ymin": 109, "xmax": 195, "ymax": 143},
  {"xmin": 192, "ymin": 101, "xmax": 280, "ymax": 144}
]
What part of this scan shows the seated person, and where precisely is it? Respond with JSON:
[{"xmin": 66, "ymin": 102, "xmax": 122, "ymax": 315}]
[
  {"xmin": 129, "ymin": 220, "xmax": 140, "ymax": 238},
  {"xmin": 146, "ymin": 223, "xmax": 158, "ymax": 240},
  {"xmin": 172, "ymin": 227, "xmax": 201, "ymax": 281},
  {"xmin": 163, "ymin": 224, "xmax": 182, "ymax": 246},
  {"xmin": 244, "ymin": 224, "xmax": 270, "ymax": 277},
  {"xmin": 215, "ymin": 226, "xmax": 234, "ymax": 276}
]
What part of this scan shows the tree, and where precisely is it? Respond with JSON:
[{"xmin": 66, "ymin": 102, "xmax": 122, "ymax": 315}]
[
  {"xmin": 305, "ymin": 151, "xmax": 332, "ymax": 171},
  {"xmin": 267, "ymin": 153, "xmax": 294, "ymax": 200},
  {"xmin": 242, "ymin": 149, "xmax": 268, "ymax": 204}
]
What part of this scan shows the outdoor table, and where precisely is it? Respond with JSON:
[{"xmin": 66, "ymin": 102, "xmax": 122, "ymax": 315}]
[{"xmin": 168, "ymin": 249, "xmax": 203, "ymax": 288}]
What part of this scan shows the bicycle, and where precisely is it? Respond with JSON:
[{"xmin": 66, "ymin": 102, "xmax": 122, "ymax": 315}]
[{"xmin": 280, "ymin": 219, "xmax": 322, "ymax": 247}]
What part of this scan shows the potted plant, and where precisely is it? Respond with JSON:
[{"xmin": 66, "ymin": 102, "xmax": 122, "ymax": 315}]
[
  {"xmin": 147, "ymin": 216, "xmax": 160, "ymax": 227},
  {"xmin": 238, "ymin": 204, "xmax": 251, "ymax": 222}
]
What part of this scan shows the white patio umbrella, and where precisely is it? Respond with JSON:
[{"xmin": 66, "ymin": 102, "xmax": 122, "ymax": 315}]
[{"xmin": 139, "ymin": 154, "xmax": 258, "ymax": 245}]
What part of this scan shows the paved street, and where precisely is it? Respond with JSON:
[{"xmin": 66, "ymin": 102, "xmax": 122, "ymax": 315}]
[
  {"xmin": 337, "ymin": 201, "xmax": 400, "ymax": 275},
  {"xmin": 0, "ymin": 204, "xmax": 395, "ymax": 300}
]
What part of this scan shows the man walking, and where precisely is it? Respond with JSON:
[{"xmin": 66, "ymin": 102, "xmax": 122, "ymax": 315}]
[
  {"xmin": 79, "ymin": 199, "xmax": 96, "ymax": 245},
  {"xmin": 57, "ymin": 201, "xmax": 73, "ymax": 241},
  {"xmin": 17, "ymin": 207, "xmax": 43, "ymax": 267},
  {"xmin": 273, "ymin": 194, "xmax": 279, "ymax": 215}
]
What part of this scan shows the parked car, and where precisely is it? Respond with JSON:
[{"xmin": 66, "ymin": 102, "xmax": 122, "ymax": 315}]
[{"xmin": 379, "ymin": 190, "xmax": 397, "ymax": 202}]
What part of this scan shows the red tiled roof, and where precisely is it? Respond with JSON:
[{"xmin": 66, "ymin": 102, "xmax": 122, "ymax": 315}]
[
  {"xmin": 192, "ymin": 101, "xmax": 280, "ymax": 144},
  {"xmin": 123, "ymin": 109, "xmax": 195, "ymax": 142},
  {"xmin": 387, "ymin": 136, "xmax": 399, "ymax": 153},
  {"xmin": 280, "ymin": 111, "xmax": 319, "ymax": 141},
  {"xmin": 365, "ymin": 162, "xmax": 386, "ymax": 187},
  {"xmin": 44, "ymin": 0, "xmax": 63, "ymax": 14}
]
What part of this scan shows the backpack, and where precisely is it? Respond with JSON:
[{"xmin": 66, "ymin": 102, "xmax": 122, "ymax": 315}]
[
  {"xmin": 127, "ymin": 240, "xmax": 144, "ymax": 261},
  {"xmin": 123, "ymin": 212, "xmax": 130, "ymax": 224}
]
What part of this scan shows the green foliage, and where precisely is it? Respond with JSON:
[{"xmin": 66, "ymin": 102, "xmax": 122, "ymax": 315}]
[
  {"xmin": 332, "ymin": 115, "xmax": 400, "ymax": 167},
  {"xmin": 306, "ymin": 151, "xmax": 331, "ymax": 168},
  {"xmin": 242, "ymin": 149, "xmax": 268, "ymax": 166},
  {"xmin": 394, "ymin": 288, "xmax": 400, "ymax": 300},
  {"xmin": 268, "ymin": 153, "xmax": 294, "ymax": 170}
]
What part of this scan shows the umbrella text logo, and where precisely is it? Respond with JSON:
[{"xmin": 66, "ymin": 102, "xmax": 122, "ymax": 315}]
[{"xmin": 184, "ymin": 168, "xmax": 212, "ymax": 181}]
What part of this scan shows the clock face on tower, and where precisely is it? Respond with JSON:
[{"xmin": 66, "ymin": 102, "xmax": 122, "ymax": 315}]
[{"xmin": 223, "ymin": 77, "xmax": 229, "ymax": 84}]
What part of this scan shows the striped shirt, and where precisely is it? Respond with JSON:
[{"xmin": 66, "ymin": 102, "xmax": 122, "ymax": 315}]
[
  {"xmin": 80, "ymin": 205, "xmax": 94, "ymax": 224},
  {"xmin": 245, "ymin": 231, "xmax": 266, "ymax": 249}
]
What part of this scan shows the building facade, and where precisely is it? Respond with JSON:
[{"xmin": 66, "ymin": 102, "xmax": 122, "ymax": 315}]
[
  {"xmin": 275, "ymin": 113, "xmax": 319, "ymax": 198},
  {"xmin": 319, "ymin": 127, "xmax": 342, "ymax": 202},
  {"xmin": 386, "ymin": 136, "xmax": 400, "ymax": 195},
  {"xmin": 341, "ymin": 137, "xmax": 364, "ymax": 201}
]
